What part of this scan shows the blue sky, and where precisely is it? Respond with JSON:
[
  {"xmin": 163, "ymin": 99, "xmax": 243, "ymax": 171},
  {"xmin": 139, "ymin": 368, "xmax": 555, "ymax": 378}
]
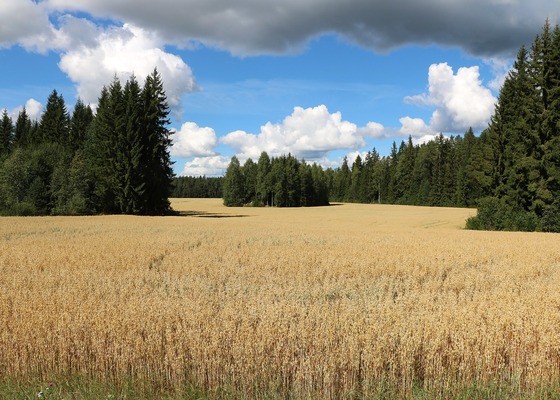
[{"xmin": 1, "ymin": 1, "xmax": 559, "ymax": 176}]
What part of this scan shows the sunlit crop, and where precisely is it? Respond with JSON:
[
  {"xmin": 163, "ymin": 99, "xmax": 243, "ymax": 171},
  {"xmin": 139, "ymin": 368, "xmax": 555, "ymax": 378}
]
[{"xmin": 1, "ymin": 199, "xmax": 560, "ymax": 398}]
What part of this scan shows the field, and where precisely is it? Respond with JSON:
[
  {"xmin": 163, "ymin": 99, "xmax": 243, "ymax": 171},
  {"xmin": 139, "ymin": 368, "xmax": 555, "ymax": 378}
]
[{"xmin": 2, "ymin": 199, "xmax": 560, "ymax": 399}]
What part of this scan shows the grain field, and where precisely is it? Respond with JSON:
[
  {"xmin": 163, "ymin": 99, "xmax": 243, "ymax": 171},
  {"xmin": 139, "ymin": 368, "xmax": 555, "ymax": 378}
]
[{"xmin": 1, "ymin": 199, "xmax": 560, "ymax": 398}]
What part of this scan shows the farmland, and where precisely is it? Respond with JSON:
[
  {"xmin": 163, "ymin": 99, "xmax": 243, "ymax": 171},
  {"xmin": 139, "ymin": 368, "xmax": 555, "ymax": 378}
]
[{"xmin": 2, "ymin": 199, "xmax": 560, "ymax": 398}]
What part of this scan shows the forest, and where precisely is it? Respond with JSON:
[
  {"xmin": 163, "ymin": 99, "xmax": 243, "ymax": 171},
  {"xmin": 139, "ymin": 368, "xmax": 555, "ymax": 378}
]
[
  {"xmin": 0, "ymin": 69, "xmax": 174, "ymax": 216},
  {"xmin": 172, "ymin": 176, "xmax": 223, "ymax": 198},
  {"xmin": 221, "ymin": 21, "xmax": 560, "ymax": 232},
  {"xmin": 2, "ymin": 22, "xmax": 560, "ymax": 231}
]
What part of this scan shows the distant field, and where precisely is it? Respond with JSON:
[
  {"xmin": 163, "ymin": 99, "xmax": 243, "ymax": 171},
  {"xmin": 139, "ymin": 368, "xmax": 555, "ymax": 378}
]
[{"xmin": 2, "ymin": 199, "xmax": 560, "ymax": 398}]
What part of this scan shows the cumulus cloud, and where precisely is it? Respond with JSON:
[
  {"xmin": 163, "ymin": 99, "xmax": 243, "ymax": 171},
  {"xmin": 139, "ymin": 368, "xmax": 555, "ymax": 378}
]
[
  {"xmin": 171, "ymin": 122, "xmax": 218, "ymax": 158},
  {"xmin": 0, "ymin": 3, "xmax": 197, "ymax": 112},
  {"xmin": 179, "ymin": 155, "xmax": 231, "ymax": 177},
  {"xmin": 412, "ymin": 134, "xmax": 446, "ymax": 146},
  {"xmin": 9, "ymin": 99, "xmax": 43, "ymax": 121},
  {"xmin": 58, "ymin": 19, "xmax": 197, "ymax": 110},
  {"xmin": 397, "ymin": 116, "xmax": 436, "ymax": 137},
  {"xmin": 0, "ymin": 0, "xmax": 56, "ymax": 52},
  {"xmin": 220, "ymin": 105, "xmax": 380, "ymax": 160},
  {"xmin": 357, "ymin": 121, "xmax": 387, "ymax": 139},
  {"xmin": 404, "ymin": 63, "xmax": 496, "ymax": 133},
  {"xmin": 24, "ymin": 99, "xmax": 43, "ymax": 121},
  {"xmin": 43, "ymin": 0, "xmax": 559, "ymax": 57},
  {"xmin": 484, "ymin": 57, "xmax": 512, "ymax": 92}
]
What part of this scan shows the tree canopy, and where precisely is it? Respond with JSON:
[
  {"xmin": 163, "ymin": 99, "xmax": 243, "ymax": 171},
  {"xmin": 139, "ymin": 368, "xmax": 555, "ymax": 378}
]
[{"xmin": 0, "ymin": 69, "xmax": 174, "ymax": 216}]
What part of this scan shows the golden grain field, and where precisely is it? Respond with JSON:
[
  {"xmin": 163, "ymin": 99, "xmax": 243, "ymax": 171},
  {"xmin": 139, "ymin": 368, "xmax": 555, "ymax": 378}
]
[{"xmin": 1, "ymin": 199, "xmax": 560, "ymax": 398}]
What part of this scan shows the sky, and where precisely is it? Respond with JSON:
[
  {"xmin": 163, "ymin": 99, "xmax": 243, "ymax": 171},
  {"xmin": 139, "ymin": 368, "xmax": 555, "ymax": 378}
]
[{"xmin": 1, "ymin": 1, "xmax": 559, "ymax": 176}]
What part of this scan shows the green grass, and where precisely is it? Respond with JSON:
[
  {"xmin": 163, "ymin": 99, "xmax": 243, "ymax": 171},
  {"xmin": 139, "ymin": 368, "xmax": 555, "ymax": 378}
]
[
  {"xmin": 0, "ymin": 376, "xmax": 210, "ymax": 400},
  {"xmin": 4, "ymin": 376, "xmax": 560, "ymax": 400}
]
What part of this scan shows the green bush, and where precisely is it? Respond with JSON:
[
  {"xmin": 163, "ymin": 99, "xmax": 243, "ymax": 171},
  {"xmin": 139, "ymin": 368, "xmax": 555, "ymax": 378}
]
[
  {"xmin": 542, "ymin": 201, "xmax": 560, "ymax": 232},
  {"xmin": 466, "ymin": 197, "xmax": 540, "ymax": 232}
]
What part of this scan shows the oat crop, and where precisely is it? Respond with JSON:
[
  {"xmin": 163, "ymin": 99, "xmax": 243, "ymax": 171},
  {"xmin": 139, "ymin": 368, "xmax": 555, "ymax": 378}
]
[{"xmin": 1, "ymin": 199, "xmax": 560, "ymax": 398}]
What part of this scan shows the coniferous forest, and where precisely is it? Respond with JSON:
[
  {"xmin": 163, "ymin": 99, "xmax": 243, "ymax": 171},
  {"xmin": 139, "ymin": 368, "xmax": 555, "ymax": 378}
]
[
  {"xmin": 222, "ymin": 21, "xmax": 560, "ymax": 232},
  {"xmin": 172, "ymin": 176, "xmax": 223, "ymax": 198},
  {"xmin": 0, "ymin": 69, "xmax": 174, "ymax": 216},
  {"xmin": 2, "ymin": 22, "xmax": 560, "ymax": 231}
]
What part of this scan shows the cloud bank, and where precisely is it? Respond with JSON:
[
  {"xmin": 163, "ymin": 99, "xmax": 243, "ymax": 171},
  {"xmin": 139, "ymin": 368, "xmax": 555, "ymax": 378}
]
[
  {"xmin": 42, "ymin": 0, "xmax": 559, "ymax": 57},
  {"xmin": 1, "ymin": 1, "xmax": 197, "ymax": 111},
  {"xmin": 220, "ymin": 105, "xmax": 385, "ymax": 160}
]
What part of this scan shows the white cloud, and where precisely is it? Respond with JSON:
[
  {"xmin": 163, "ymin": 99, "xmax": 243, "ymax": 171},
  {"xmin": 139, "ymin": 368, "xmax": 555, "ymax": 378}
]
[
  {"xmin": 58, "ymin": 20, "xmax": 197, "ymax": 110},
  {"xmin": 398, "ymin": 116, "xmax": 435, "ymax": 137},
  {"xmin": 412, "ymin": 134, "xmax": 446, "ymax": 146},
  {"xmin": 1, "ymin": 3, "xmax": 198, "ymax": 114},
  {"xmin": 357, "ymin": 121, "xmax": 387, "ymax": 138},
  {"xmin": 345, "ymin": 150, "xmax": 369, "ymax": 166},
  {"xmin": 405, "ymin": 63, "xmax": 496, "ymax": 133},
  {"xmin": 221, "ymin": 105, "xmax": 378, "ymax": 160},
  {"xmin": 25, "ymin": 99, "xmax": 43, "ymax": 121},
  {"xmin": 179, "ymin": 155, "xmax": 231, "ymax": 177},
  {"xmin": 0, "ymin": 0, "xmax": 55, "ymax": 52},
  {"xmin": 171, "ymin": 122, "xmax": 217, "ymax": 158},
  {"xmin": 484, "ymin": 57, "xmax": 512, "ymax": 92},
  {"xmin": 9, "ymin": 99, "xmax": 43, "ymax": 121}
]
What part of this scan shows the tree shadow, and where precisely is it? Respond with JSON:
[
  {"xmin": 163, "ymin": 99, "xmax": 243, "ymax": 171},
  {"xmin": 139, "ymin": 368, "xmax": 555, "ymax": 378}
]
[{"xmin": 175, "ymin": 211, "xmax": 250, "ymax": 218}]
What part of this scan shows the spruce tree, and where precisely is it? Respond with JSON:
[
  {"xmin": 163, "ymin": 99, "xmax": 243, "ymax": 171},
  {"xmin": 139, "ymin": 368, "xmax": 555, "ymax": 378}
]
[
  {"xmin": 14, "ymin": 108, "xmax": 31, "ymax": 148},
  {"xmin": 256, "ymin": 151, "xmax": 272, "ymax": 205},
  {"xmin": 39, "ymin": 90, "xmax": 70, "ymax": 146},
  {"xmin": 242, "ymin": 158, "xmax": 257, "ymax": 204},
  {"xmin": 141, "ymin": 69, "xmax": 174, "ymax": 215},
  {"xmin": 223, "ymin": 156, "xmax": 245, "ymax": 206},
  {"xmin": 69, "ymin": 99, "xmax": 93, "ymax": 152},
  {"xmin": 117, "ymin": 75, "xmax": 145, "ymax": 214},
  {"xmin": 88, "ymin": 81, "xmax": 123, "ymax": 213},
  {"xmin": 0, "ymin": 110, "xmax": 13, "ymax": 157},
  {"xmin": 349, "ymin": 154, "xmax": 363, "ymax": 202}
]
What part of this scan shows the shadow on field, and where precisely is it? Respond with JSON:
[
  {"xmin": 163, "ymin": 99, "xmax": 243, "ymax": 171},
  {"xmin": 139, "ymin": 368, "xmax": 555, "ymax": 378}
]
[{"xmin": 175, "ymin": 211, "xmax": 250, "ymax": 218}]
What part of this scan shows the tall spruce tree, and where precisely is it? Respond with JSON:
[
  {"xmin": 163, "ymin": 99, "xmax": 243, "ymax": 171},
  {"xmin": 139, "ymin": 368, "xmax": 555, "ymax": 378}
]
[
  {"xmin": 69, "ymin": 99, "xmax": 94, "ymax": 153},
  {"xmin": 256, "ymin": 151, "xmax": 272, "ymax": 205},
  {"xmin": 39, "ymin": 90, "xmax": 70, "ymax": 146},
  {"xmin": 223, "ymin": 155, "xmax": 245, "ymax": 206},
  {"xmin": 117, "ymin": 75, "xmax": 145, "ymax": 214},
  {"xmin": 88, "ymin": 80, "xmax": 123, "ymax": 214},
  {"xmin": 0, "ymin": 110, "xmax": 13, "ymax": 157},
  {"xmin": 141, "ymin": 69, "xmax": 174, "ymax": 215},
  {"xmin": 14, "ymin": 107, "xmax": 32, "ymax": 148}
]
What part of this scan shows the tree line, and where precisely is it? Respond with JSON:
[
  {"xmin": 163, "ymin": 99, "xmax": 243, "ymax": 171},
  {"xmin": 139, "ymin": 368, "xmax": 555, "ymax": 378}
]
[
  {"xmin": 172, "ymin": 176, "xmax": 223, "ymax": 198},
  {"xmin": 219, "ymin": 129, "xmax": 487, "ymax": 209},
  {"xmin": 0, "ymin": 69, "xmax": 174, "ymax": 216},
  {"xmin": 219, "ymin": 21, "xmax": 560, "ymax": 232},
  {"xmin": 223, "ymin": 153, "xmax": 329, "ymax": 207}
]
